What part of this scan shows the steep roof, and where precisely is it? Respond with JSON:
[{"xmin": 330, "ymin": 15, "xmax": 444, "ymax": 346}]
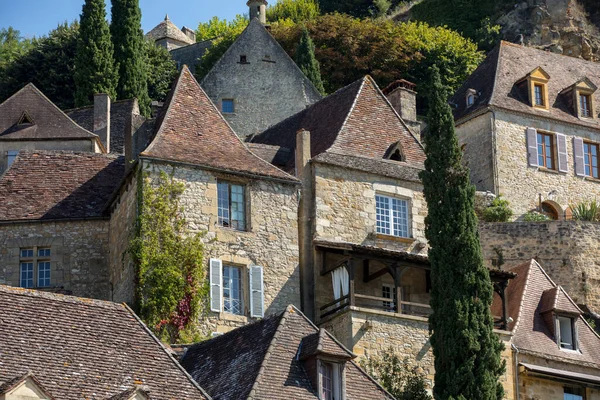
[
  {"xmin": 251, "ymin": 76, "xmax": 425, "ymax": 173},
  {"xmin": 0, "ymin": 151, "xmax": 124, "ymax": 221},
  {"xmin": 0, "ymin": 285, "xmax": 208, "ymax": 400},
  {"xmin": 145, "ymin": 15, "xmax": 194, "ymax": 45},
  {"xmin": 180, "ymin": 305, "xmax": 392, "ymax": 400},
  {"xmin": 141, "ymin": 66, "xmax": 297, "ymax": 182},
  {"xmin": 452, "ymin": 41, "xmax": 600, "ymax": 129},
  {"xmin": 0, "ymin": 84, "xmax": 99, "ymax": 143}
]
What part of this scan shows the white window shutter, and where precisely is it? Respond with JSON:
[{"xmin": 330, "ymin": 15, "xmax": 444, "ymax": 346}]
[
  {"xmin": 555, "ymin": 316, "xmax": 561, "ymax": 348},
  {"xmin": 526, "ymin": 127, "xmax": 539, "ymax": 167},
  {"xmin": 249, "ymin": 265, "xmax": 264, "ymax": 318},
  {"xmin": 574, "ymin": 137, "xmax": 586, "ymax": 176},
  {"xmin": 574, "ymin": 319, "xmax": 580, "ymax": 352},
  {"xmin": 556, "ymin": 134, "xmax": 568, "ymax": 172},
  {"xmin": 209, "ymin": 258, "xmax": 223, "ymax": 312}
]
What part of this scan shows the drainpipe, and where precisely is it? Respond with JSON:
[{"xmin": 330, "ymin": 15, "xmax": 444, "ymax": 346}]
[{"xmin": 512, "ymin": 344, "xmax": 520, "ymax": 400}]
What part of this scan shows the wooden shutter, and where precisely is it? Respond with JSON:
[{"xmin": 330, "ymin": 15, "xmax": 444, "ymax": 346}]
[
  {"xmin": 556, "ymin": 133, "xmax": 568, "ymax": 172},
  {"xmin": 555, "ymin": 316, "xmax": 561, "ymax": 349},
  {"xmin": 574, "ymin": 319, "xmax": 580, "ymax": 352},
  {"xmin": 249, "ymin": 265, "xmax": 264, "ymax": 318},
  {"xmin": 526, "ymin": 127, "xmax": 539, "ymax": 167},
  {"xmin": 209, "ymin": 258, "xmax": 223, "ymax": 312},
  {"xmin": 574, "ymin": 137, "xmax": 586, "ymax": 176}
]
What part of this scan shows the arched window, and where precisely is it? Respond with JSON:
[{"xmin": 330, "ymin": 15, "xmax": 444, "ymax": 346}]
[{"xmin": 385, "ymin": 142, "xmax": 405, "ymax": 162}]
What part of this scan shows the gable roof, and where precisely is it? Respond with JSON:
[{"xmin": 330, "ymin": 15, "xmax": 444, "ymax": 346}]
[
  {"xmin": 501, "ymin": 260, "xmax": 600, "ymax": 368},
  {"xmin": 0, "ymin": 151, "xmax": 124, "ymax": 221},
  {"xmin": 0, "ymin": 372, "xmax": 54, "ymax": 399},
  {"xmin": 0, "ymin": 285, "xmax": 208, "ymax": 400},
  {"xmin": 180, "ymin": 305, "xmax": 392, "ymax": 400},
  {"xmin": 145, "ymin": 15, "xmax": 194, "ymax": 45},
  {"xmin": 452, "ymin": 41, "xmax": 600, "ymax": 129},
  {"xmin": 251, "ymin": 76, "xmax": 425, "ymax": 173},
  {"xmin": 0, "ymin": 84, "xmax": 100, "ymax": 144},
  {"xmin": 141, "ymin": 66, "xmax": 297, "ymax": 182}
]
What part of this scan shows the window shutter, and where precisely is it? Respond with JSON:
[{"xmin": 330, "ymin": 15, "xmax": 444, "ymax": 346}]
[
  {"xmin": 209, "ymin": 258, "xmax": 223, "ymax": 312},
  {"xmin": 556, "ymin": 134, "xmax": 568, "ymax": 172},
  {"xmin": 526, "ymin": 127, "xmax": 539, "ymax": 167},
  {"xmin": 555, "ymin": 316, "xmax": 561, "ymax": 348},
  {"xmin": 249, "ymin": 265, "xmax": 264, "ymax": 318},
  {"xmin": 574, "ymin": 319, "xmax": 580, "ymax": 352},
  {"xmin": 574, "ymin": 137, "xmax": 586, "ymax": 176}
]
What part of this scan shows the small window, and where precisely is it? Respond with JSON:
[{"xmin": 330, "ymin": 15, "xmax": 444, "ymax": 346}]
[
  {"xmin": 221, "ymin": 99, "xmax": 234, "ymax": 114},
  {"xmin": 558, "ymin": 315, "xmax": 576, "ymax": 350},
  {"xmin": 217, "ymin": 181, "xmax": 246, "ymax": 230},
  {"xmin": 580, "ymin": 93, "xmax": 592, "ymax": 117},
  {"xmin": 223, "ymin": 265, "xmax": 243, "ymax": 315},
  {"xmin": 38, "ymin": 262, "xmax": 51, "ymax": 287},
  {"xmin": 38, "ymin": 248, "xmax": 51, "ymax": 257},
  {"xmin": 240, "ymin": 55, "xmax": 247, "ymax": 64},
  {"xmin": 7, "ymin": 150, "xmax": 18, "ymax": 168},
  {"xmin": 382, "ymin": 284, "xmax": 396, "ymax": 312},
  {"xmin": 467, "ymin": 94, "xmax": 475, "ymax": 107},
  {"xmin": 583, "ymin": 141, "xmax": 599, "ymax": 178},
  {"xmin": 537, "ymin": 132, "xmax": 555, "ymax": 169},
  {"xmin": 20, "ymin": 248, "xmax": 34, "ymax": 258},
  {"xmin": 375, "ymin": 194, "xmax": 410, "ymax": 238},
  {"xmin": 534, "ymin": 84, "xmax": 545, "ymax": 106},
  {"xmin": 20, "ymin": 262, "xmax": 34, "ymax": 288},
  {"xmin": 390, "ymin": 148, "xmax": 404, "ymax": 162},
  {"xmin": 564, "ymin": 386, "xmax": 584, "ymax": 400},
  {"xmin": 19, "ymin": 246, "xmax": 51, "ymax": 289},
  {"xmin": 319, "ymin": 361, "xmax": 343, "ymax": 400}
]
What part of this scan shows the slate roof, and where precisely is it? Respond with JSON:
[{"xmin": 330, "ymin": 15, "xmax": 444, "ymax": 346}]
[
  {"xmin": 452, "ymin": 41, "xmax": 600, "ymax": 130},
  {"xmin": 0, "ymin": 285, "xmax": 208, "ymax": 400},
  {"xmin": 141, "ymin": 66, "xmax": 297, "ymax": 182},
  {"xmin": 180, "ymin": 305, "xmax": 392, "ymax": 400},
  {"xmin": 145, "ymin": 15, "xmax": 194, "ymax": 45},
  {"xmin": 0, "ymin": 151, "xmax": 124, "ymax": 221},
  {"xmin": 250, "ymin": 75, "xmax": 425, "ymax": 173},
  {"xmin": 0, "ymin": 83, "xmax": 99, "ymax": 144},
  {"xmin": 497, "ymin": 260, "xmax": 600, "ymax": 368},
  {"xmin": 66, "ymin": 99, "xmax": 141, "ymax": 154}
]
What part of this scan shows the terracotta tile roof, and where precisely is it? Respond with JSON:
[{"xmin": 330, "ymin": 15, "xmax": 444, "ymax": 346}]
[
  {"xmin": 141, "ymin": 66, "xmax": 297, "ymax": 182},
  {"xmin": 500, "ymin": 260, "xmax": 600, "ymax": 367},
  {"xmin": 250, "ymin": 76, "xmax": 425, "ymax": 172},
  {"xmin": 0, "ymin": 83, "xmax": 99, "ymax": 143},
  {"xmin": 0, "ymin": 285, "xmax": 208, "ymax": 400},
  {"xmin": 0, "ymin": 151, "xmax": 124, "ymax": 221},
  {"xmin": 452, "ymin": 41, "xmax": 600, "ymax": 130},
  {"xmin": 145, "ymin": 15, "xmax": 194, "ymax": 45},
  {"xmin": 180, "ymin": 305, "xmax": 392, "ymax": 400}
]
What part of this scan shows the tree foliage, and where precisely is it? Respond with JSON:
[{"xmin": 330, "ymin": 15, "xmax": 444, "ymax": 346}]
[
  {"xmin": 266, "ymin": 0, "xmax": 321, "ymax": 23},
  {"xmin": 0, "ymin": 27, "xmax": 33, "ymax": 71},
  {"xmin": 129, "ymin": 170, "xmax": 209, "ymax": 343},
  {"xmin": 145, "ymin": 40, "xmax": 178, "ymax": 102},
  {"xmin": 111, "ymin": 0, "xmax": 151, "ymax": 116},
  {"xmin": 74, "ymin": 0, "xmax": 118, "ymax": 107},
  {"xmin": 362, "ymin": 348, "xmax": 432, "ymax": 400},
  {"xmin": 482, "ymin": 195, "xmax": 513, "ymax": 222},
  {"xmin": 295, "ymin": 27, "xmax": 325, "ymax": 95},
  {"xmin": 419, "ymin": 66, "xmax": 505, "ymax": 399},
  {"xmin": 317, "ymin": 0, "xmax": 394, "ymax": 18},
  {"xmin": 196, "ymin": 15, "xmax": 248, "ymax": 42}
]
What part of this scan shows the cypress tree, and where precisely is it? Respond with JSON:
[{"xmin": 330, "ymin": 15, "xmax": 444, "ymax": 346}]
[
  {"xmin": 419, "ymin": 66, "xmax": 505, "ymax": 400},
  {"xmin": 295, "ymin": 26, "xmax": 325, "ymax": 95},
  {"xmin": 74, "ymin": 0, "xmax": 117, "ymax": 107},
  {"xmin": 110, "ymin": 0, "xmax": 150, "ymax": 116}
]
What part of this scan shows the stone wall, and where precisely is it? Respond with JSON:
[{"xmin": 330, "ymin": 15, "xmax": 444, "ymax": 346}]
[
  {"xmin": 0, "ymin": 220, "xmax": 110, "ymax": 299},
  {"xmin": 479, "ymin": 220, "xmax": 600, "ymax": 310}
]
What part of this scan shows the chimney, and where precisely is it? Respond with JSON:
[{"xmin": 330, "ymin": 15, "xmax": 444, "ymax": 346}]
[
  {"xmin": 93, "ymin": 93, "xmax": 111, "ymax": 153},
  {"xmin": 247, "ymin": 0, "xmax": 268, "ymax": 24},
  {"xmin": 181, "ymin": 26, "xmax": 196, "ymax": 43},
  {"xmin": 383, "ymin": 79, "xmax": 417, "ymax": 122}
]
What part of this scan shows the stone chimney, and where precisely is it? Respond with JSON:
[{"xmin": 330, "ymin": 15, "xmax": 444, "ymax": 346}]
[
  {"xmin": 93, "ymin": 93, "xmax": 111, "ymax": 153},
  {"xmin": 383, "ymin": 79, "xmax": 421, "ymax": 135},
  {"xmin": 247, "ymin": 0, "xmax": 268, "ymax": 24},
  {"xmin": 181, "ymin": 26, "xmax": 196, "ymax": 43}
]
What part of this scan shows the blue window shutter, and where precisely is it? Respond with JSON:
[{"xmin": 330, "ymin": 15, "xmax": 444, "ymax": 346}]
[
  {"xmin": 249, "ymin": 265, "xmax": 264, "ymax": 318},
  {"xmin": 556, "ymin": 134, "xmax": 568, "ymax": 172},
  {"xmin": 209, "ymin": 258, "xmax": 223, "ymax": 312},
  {"xmin": 526, "ymin": 127, "xmax": 539, "ymax": 167}
]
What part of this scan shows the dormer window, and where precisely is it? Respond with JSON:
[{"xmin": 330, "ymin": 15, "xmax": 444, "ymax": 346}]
[
  {"xmin": 534, "ymin": 84, "xmax": 545, "ymax": 106},
  {"xmin": 465, "ymin": 88, "xmax": 477, "ymax": 108},
  {"xmin": 520, "ymin": 67, "xmax": 550, "ymax": 110},
  {"xmin": 18, "ymin": 111, "xmax": 33, "ymax": 125},
  {"xmin": 239, "ymin": 55, "xmax": 248, "ymax": 64},
  {"xmin": 557, "ymin": 315, "xmax": 577, "ymax": 350},
  {"xmin": 319, "ymin": 360, "xmax": 343, "ymax": 400},
  {"xmin": 567, "ymin": 78, "xmax": 597, "ymax": 119},
  {"xmin": 580, "ymin": 93, "xmax": 591, "ymax": 117},
  {"xmin": 385, "ymin": 141, "xmax": 405, "ymax": 162}
]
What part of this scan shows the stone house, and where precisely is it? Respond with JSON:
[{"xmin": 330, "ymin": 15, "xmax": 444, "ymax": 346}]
[
  {"xmin": 109, "ymin": 65, "xmax": 302, "ymax": 335},
  {"xmin": 452, "ymin": 40, "xmax": 600, "ymax": 219},
  {"xmin": 0, "ymin": 284, "xmax": 209, "ymax": 399},
  {"xmin": 180, "ymin": 304, "xmax": 394, "ymax": 400},
  {"xmin": 145, "ymin": 14, "xmax": 196, "ymax": 51}
]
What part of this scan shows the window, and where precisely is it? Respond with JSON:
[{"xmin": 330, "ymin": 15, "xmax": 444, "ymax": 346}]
[
  {"xmin": 467, "ymin": 94, "xmax": 475, "ymax": 107},
  {"xmin": 19, "ymin": 247, "xmax": 51, "ymax": 288},
  {"xmin": 534, "ymin": 84, "xmax": 545, "ymax": 106},
  {"xmin": 209, "ymin": 259, "xmax": 264, "ymax": 318},
  {"xmin": 221, "ymin": 99, "xmax": 234, "ymax": 113},
  {"xmin": 537, "ymin": 132, "xmax": 555, "ymax": 169},
  {"xmin": 223, "ymin": 265, "xmax": 243, "ymax": 315},
  {"xmin": 564, "ymin": 386, "xmax": 585, "ymax": 400},
  {"xmin": 382, "ymin": 284, "xmax": 397, "ymax": 312},
  {"xmin": 217, "ymin": 181, "xmax": 246, "ymax": 230},
  {"xmin": 320, "ymin": 362, "xmax": 333, "ymax": 400},
  {"xmin": 557, "ymin": 315, "xmax": 576, "ymax": 350},
  {"xmin": 583, "ymin": 141, "xmax": 599, "ymax": 178},
  {"xmin": 7, "ymin": 150, "xmax": 18, "ymax": 168},
  {"xmin": 580, "ymin": 93, "xmax": 592, "ymax": 117},
  {"xmin": 239, "ymin": 55, "xmax": 247, "ymax": 63},
  {"xmin": 376, "ymin": 194, "xmax": 409, "ymax": 238},
  {"xmin": 319, "ymin": 361, "xmax": 343, "ymax": 400}
]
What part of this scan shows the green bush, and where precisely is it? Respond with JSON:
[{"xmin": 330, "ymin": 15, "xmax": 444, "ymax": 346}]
[
  {"xmin": 482, "ymin": 196, "xmax": 513, "ymax": 222},
  {"xmin": 570, "ymin": 200, "xmax": 600, "ymax": 222},
  {"xmin": 523, "ymin": 211, "xmax": 550, "ymax": 222}
]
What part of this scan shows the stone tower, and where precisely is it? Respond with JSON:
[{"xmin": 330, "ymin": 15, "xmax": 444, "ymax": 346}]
[{"xmin": 247, "ymin": 0, "xmax": 268, "ymax": 24}]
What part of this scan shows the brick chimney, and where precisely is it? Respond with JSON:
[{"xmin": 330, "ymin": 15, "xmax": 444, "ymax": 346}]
[
  {"xmin": 383, "ymin": 79, "xmax": 421, "ymax": 134},
  {"xmin": 247, "ymin": 0, "xmax": 268, "ymax": 24},
  {"xmin": 93, "ymin": 93, "xmax": 111, "ymax": 153},
  {"xmin": 181, "ymin": 26, "xmax": 196, "ymax": 43}
]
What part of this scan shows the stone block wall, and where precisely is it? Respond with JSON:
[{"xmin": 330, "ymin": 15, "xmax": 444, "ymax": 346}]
[
  {"xmin": 455, "ymin": 111, "xmax": 495, "ymax": 193},
  {"xmin": 0, "ymin": 220, "xmax": 110, "ymax": 299},
  {"xmin": 479, "ymin": 221, "xmax": 600, "ymax": 310}
]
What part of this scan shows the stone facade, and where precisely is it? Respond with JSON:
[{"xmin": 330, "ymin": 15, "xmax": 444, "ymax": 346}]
[
  {"xmin": 479, "ymin": 220, "xmax": 600, "ymax": 310},
  {"xmin": 0, "ymin": 220, "xmax": 110, "ymax": 300},
  {"xmin": 170, "ymin": 40, "xmax": 213, "ymax": 74},
  {"xmin": 456, "ymin": 110, "xmax": 495, "ymax": 193}
]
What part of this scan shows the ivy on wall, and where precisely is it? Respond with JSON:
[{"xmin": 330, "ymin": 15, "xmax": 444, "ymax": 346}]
[{"xmin": 129, "ymin": 169, "xmax": 209, "ymax": 343}]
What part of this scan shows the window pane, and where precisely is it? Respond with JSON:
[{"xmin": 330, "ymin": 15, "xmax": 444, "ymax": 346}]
[
  {"xmin": 320, "ymin": 363, "xmax": 333, "ymax": 400},
  {"xmin": 38, "ymin": 248, "xmax": 51, "ymax": 257},
  {"xmin": 217, "ymin": 182, "xmax": 230, "ymax": 227},
  {"xmin": 20, "ymin": 262, "xmax": 33, "ymax": 288},
  {"xmin": 558, "ymin": 316, "xmax": 574, "ymax": 349},
  {"xmin": 222, "ymin": 99, "xmax": 234, "ymax": 113},
  {"xmin": 223, "ymin": 265, "xmax": 242, "ymax": 315},
  {"xmin": 38, "ymin": 262, "xmax": 50, "ymax": 287},
  {"xmin": 392, "ymin": 198, "xmax": 409, "ymax": 238},
  {"xmin": 230, "ymin": 184, "xmax": 245, "ymax": 230},
  {"xmin": 20, "ymin": 248, "xmax": 34, "ymax": 258},
  {"xmin": 375, "ymin": 195, "xmax": 391, "ymax": 235}
]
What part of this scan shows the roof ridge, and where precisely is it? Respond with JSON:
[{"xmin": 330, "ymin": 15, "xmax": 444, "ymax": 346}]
[
  {"xmin": 0, "ymin": 285, "xmax": 124, "ymax": 310},
  {"xmin": 510, "ymin": 259, "xmax": 536, "ymax": 334},
  {"xmin": 487, "ymin": 43, "xmax": 503, "ymax": 110}
]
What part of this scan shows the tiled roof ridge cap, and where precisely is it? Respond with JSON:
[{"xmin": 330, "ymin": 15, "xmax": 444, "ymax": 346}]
[
  {"xmin": 0, "ymin": 285, "xmax": 124, "ymax": 310},
  {"xmin": 500, "ymin": 39, "xmax": 600, "ymax": 64},
  {"xmin": 509, "ymin": 259, "xmax": 536, "ymax": 334},
  {"xmin": 321, "ymin": 149, "xmax": 425, "ymax": 169},
  {"xmin": 122, "ymin": 303, "xmax": 212, "ymax": 400},
  {"xmin": 487, "ymin": 43, "xmax": 504, "ymax": 109},
  {"xmin": 16, "ymin": 149, "xmax": 121, "ymax": 159}
]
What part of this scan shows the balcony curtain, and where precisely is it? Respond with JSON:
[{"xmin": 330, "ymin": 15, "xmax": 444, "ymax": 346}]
[{"xmin": 332, "ymin": 265, "xmax": 349, "ymax": 300}]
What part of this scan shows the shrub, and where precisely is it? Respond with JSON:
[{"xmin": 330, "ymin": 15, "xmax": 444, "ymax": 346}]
[
  {"xmin": 523, "ymin": 211, "xmax": 550, "ymax": 222},
  {"xmin": 570, "ymin": 200, "xmax": 600, "ymax": 222},
  {"xmin": 482, "ymin": 195, "xmax": 513, "ymax": 222}
]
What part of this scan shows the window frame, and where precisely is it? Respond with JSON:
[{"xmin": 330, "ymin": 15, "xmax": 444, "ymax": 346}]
[
  {"xmin": 19, "ymin": 246, "xmax": 51, "ymax": 288},
  {"xmin": 564, "ymin": 385, "xmax": 585, "ymax": 400},
  {"xmin": 221, "ymin": 99, "xmax": 235, "ymax": 114},
  {"xmin": 534, "ymin": 84, "xmax": 545, "ymax": 107},
  {"xmin": 217, "ymin": 181, "xmax": 247, "ymax": 231},
  {"xmin": 375, "ymin": 194, "xmax": 411, "ymax": 238},
  {"xmin": 583, "ymin": 141, "xmax": 599, "ymax": 178},
  {"xmin": 580, "ymin": 93, "xmax": 592, "ymax": 118},
  {"xmin": 536, "ymin": 132, "xmax": 556, "ymax": 170},
  {"xmin": 557, "ymin": 315, "xmax": 577, "ymax": 351},
  {"xmin": 318, "ymin": 360, "xmax": 344, "ymax": 400},
  {"xmin": 222, "ymin": 264, "xmax": 244, "ymax": 316}
]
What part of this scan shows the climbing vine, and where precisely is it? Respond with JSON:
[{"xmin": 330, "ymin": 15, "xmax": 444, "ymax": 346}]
[{"xmin": 129, "ymin": 170, "xmax": 209, "ymax": 343}]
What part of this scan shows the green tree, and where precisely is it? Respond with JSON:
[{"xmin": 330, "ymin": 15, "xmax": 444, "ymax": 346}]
[
  {"xmin": 317, "ymin": 0, "xmax": 376, "ymax": 18},
  {"xmin": 111, "ymin": 0, "xmax": 150, "ymax": 116},
  {"xmin": 419, "ymin": 66, "xmax": 505, "ymax": 399},
  {"xmin": 196, "ymin": 14, "xmax": 248, "ymax": 42},
  {"xmin": 74, "ymin": 0, "xmax": 118, "ymax": 107},
  {"xmin": 266, "ymin": 0, "xmax": 321, "ymax": 23},
  {"xmin": 145, "ymin": 40, "xmax": 178, "ymax": 102},
  {"xmin": 0, "ymin": 27, "xmax": 33, "ymax": 70},
  {"xmin": 295, "ymin": 26, "xmax": 325, "ymax": 95}
]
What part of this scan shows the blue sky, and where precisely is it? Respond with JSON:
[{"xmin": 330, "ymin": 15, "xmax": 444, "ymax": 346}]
[{"xmin": 0, "ymin": 0, "xmax": 251, "ymax": 39}]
